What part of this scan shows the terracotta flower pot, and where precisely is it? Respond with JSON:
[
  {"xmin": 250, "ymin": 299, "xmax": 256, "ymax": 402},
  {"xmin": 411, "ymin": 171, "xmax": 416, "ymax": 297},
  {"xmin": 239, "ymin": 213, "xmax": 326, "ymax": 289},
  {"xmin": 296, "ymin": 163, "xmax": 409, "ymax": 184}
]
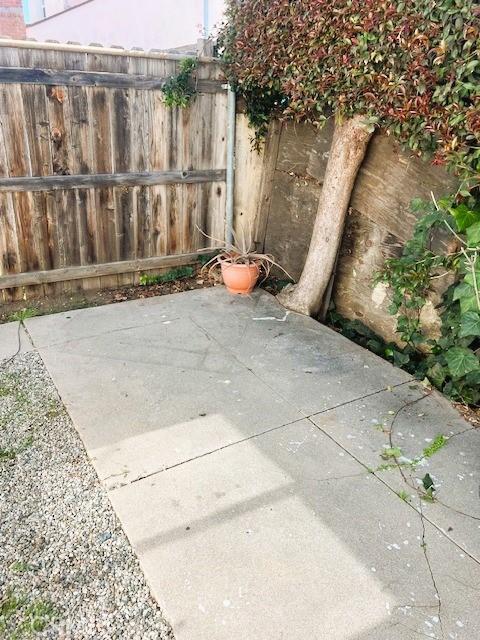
[{"xmin": 220, "ymin": 259, "xmax": 260, "ymax": 295}]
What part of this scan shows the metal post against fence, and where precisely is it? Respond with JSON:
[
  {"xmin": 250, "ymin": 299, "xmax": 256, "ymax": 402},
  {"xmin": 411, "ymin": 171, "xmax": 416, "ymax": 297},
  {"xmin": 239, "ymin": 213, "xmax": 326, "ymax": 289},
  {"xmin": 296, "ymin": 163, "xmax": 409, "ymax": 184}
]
[{"xmin": 225, "ymin": 84, "xmax": 236, "ymax": 246}]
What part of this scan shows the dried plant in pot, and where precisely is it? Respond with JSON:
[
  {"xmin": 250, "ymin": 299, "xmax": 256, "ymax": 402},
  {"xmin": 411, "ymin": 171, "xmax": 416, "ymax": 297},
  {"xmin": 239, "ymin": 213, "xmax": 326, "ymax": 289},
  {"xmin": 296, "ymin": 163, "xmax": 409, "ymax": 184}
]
[{"xmin": 198, "ymin": 225, "xmax": 292, "ymax": 295}]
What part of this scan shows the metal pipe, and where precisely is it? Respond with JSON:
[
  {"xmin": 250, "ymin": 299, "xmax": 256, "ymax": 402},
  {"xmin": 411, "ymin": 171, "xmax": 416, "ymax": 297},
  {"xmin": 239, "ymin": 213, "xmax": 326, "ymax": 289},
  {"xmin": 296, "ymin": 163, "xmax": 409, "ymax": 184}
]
[
  {"xmin": 225, "ymin": 84, "xmax": 236, "ymax": 246},
  {"xmin": 203, "ymin": 0, "xmax": 210, "ymax": 38}
]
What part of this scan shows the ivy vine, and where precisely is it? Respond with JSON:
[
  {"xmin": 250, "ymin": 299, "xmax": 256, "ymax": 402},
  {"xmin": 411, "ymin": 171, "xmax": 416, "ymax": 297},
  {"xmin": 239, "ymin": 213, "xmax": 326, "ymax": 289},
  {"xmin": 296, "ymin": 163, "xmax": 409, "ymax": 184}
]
[
  {"xmin": 162, "ymin": 58, "xmax": 198, "ymax": 108},
  {"xmin": 377, "ymin": 195, "xmax": 480, "ymax": 405}
]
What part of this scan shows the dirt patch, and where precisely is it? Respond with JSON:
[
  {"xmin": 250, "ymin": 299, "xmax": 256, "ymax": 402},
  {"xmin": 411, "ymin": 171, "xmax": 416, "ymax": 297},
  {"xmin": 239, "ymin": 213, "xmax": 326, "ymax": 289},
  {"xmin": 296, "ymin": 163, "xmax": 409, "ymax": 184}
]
[
  {"xmin": 453, "ymin": 402, "xmax": 480, "ymax": 428},
  {"xmin": 1, "ymin": 277, "xmax": 213, "ymax": 324}
]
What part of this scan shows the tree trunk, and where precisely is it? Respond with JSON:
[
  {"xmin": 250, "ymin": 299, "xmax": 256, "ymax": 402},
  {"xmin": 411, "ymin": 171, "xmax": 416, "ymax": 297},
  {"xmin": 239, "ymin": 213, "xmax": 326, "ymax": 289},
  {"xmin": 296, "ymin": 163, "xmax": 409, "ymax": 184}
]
[{"xmin": 277, "ymin": 114, "xmax": 373, "ymax": 316}]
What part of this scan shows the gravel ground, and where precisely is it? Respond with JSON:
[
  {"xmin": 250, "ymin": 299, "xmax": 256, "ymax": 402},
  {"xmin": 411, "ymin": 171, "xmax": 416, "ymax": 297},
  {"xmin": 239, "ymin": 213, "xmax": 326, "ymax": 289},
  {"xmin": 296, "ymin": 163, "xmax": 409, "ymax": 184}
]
[{"xmin": 0, "ymin": 351, "xmax": 174, "ymax": 639}]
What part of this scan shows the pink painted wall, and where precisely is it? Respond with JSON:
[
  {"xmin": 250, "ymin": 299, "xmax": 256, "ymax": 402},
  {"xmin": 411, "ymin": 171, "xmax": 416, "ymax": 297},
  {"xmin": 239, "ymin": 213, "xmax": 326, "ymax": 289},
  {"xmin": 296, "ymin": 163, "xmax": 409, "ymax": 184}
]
[{"xmin": 27, "ymin": 0, "xmax": 225, "ymax": 51}]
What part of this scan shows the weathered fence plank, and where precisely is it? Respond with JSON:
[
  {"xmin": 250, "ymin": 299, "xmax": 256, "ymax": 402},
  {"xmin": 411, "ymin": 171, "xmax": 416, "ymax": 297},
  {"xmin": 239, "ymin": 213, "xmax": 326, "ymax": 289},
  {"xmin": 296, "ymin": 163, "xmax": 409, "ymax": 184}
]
[
  {"xmin": 0, "ymin": 251, "xmax": 207, "ymax": 289},
  {"xmin": 0, "ymin": 66, "xmax": 224, "ymax": 93}
]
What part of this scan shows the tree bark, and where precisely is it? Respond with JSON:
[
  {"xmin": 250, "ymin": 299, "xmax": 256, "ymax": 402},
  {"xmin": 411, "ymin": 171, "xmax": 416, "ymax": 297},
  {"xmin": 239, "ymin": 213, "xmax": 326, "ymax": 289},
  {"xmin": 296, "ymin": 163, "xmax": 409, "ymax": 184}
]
[{"xmin": 277, "ymin": 114, "xmax": 373, "ymax": 316}]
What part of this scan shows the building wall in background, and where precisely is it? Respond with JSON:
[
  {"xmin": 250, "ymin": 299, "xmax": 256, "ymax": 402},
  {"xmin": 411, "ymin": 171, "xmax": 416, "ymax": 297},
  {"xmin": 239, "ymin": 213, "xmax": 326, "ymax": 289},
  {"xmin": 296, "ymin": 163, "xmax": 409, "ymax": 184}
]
[
  {"xmin": 27, "ymin": 0, "xmax": 225, "ymax": 50},
  {"xmin": 0, "ymin": 0, "xmax": 26, "ymax": 38},
  {"xmin": 23, "ymin": 0, "xmax": 84, "ymax": 24}
]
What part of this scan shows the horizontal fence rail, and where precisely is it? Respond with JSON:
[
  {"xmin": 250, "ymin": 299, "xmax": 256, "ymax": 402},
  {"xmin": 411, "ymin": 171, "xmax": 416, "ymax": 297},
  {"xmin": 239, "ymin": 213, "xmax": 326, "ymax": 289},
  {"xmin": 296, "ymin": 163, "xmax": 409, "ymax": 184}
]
[
  {"xmin": 0, "ymin": 170, "xmax": 227, "ymax": 193},
  {"xmin": 0, "ymin": 251, "xmax": 214, "ymax": 289},
  {"xmin": 0, "ymin": 67, "xmax": 225, "ymax": 92}
]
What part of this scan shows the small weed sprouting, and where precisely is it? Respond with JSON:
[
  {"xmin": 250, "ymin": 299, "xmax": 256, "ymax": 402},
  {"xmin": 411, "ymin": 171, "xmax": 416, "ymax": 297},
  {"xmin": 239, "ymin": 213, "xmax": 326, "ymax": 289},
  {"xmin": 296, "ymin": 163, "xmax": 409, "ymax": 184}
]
[
  {"xmin": 139, "ymin": 266, "xmax": 195, "ymax": 286},
  {"xmin": 45, "ymin": 400, "xmax": 62, "ymax": 419},
  {"xmin": 380, "ymin": 446, "xmax": 403, "ymax": 461},
  {"xmin": 0, "ymin": 448, "xmax": 16, "ymax": 462},
  {"xmin": 422, "ymin": 435, "xmax": 448, "ymax": 459},
  {"xmin": 0, "ymin": 589, "xmax": 56, "ymax": 636},
  {"xmin": 409, "ymin": 433, "xmax": 448, "ymax": 469},
  {"xmin": 9, "ymin": 308, "xmax": 38, "ymax": 323},
  {"xmin": 0, "ymin": 372, "xmax": 20, "ymax": 398},
  {"xmin": 397, "ymin": 490, "xmax": 411, "ymax": 503},
  {"xmin": 376, "ymin": 462, "xmax": 407, "ymax": 472},
  {"xmin": 23, "ymin": 600, "xmax": 56, "ymax": 633},
  {"xmin": 0, "ymin": 436, "xmax": 33, "ymax": 464},
  {"xmin": 9, "ymin": 561, "xmax": 33, "ymax": 575}
]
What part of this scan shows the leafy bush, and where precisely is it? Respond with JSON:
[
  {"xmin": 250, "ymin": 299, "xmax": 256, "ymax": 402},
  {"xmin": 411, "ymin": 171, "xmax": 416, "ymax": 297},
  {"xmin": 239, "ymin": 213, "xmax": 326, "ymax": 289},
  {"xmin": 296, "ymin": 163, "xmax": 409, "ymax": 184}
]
[
  {"xmin": 162, "ymin": 58, "xmax": 197, "ymax": 108},
  {"xmin": 377, "ymin": 196, "xmax": 480, "ymax": 404},
  {"xmin": 220, "ymin": 0, "xmax": 480, "ymax": 185}
]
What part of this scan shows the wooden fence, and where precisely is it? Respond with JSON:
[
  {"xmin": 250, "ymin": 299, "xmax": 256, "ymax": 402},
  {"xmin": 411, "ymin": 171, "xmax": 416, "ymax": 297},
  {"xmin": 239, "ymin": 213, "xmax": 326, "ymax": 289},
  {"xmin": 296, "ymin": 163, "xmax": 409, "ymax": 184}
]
[{"xmin": 0, "ymin": 41, "xmax": 227, "ymax": 301}]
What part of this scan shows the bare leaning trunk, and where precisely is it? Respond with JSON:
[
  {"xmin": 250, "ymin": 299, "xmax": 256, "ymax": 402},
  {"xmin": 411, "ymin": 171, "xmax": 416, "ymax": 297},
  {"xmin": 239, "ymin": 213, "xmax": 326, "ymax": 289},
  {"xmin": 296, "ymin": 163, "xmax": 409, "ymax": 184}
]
[{"xmin": 277, "ymin": 114, "xmax": 373, "ymax": 316}]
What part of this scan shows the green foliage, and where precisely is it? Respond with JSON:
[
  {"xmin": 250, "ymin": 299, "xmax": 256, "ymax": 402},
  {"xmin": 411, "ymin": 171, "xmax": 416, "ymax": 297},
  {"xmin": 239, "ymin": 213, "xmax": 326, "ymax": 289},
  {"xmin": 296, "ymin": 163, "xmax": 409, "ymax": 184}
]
[
  {"xmin": 377, "ymin": 196, "xmax": 480, "ymax": 404},
  {"xmin": 0, "ymin": 589, "xmax": 55, "ymax": 638},
  {"xmin": 9, "ymin": 561, "xmax": 33, "ymax": 575},
  {"xmin": 0, "ymin": 447, "xmax": 17, "ymax": 461},
  {"xmin": 198, "ymin": 252, "xmax": 219, "ymax": 266},
  {"xmin": 0, "ymin": 437, "xmax": 33, "ymax": 464},
  {"xmin": 220, "ymin": 0, "xmax": 480, "ymax": 184},
  {"xmin": 422, "ymin": 434, "xmax": 448, "ymax": 459},
  {"xmin": 328, "ymin": 312, "xmax": 414, "ymax": 369},
  {"xmin": 9, "ymin": 308, "xmax": 38, "ymax": 323},
  {"xmin": 139, "ymin": 266, "xmax": 195, "ymax": 286},
  {"xmin": 381, "ymin": 446, "xmax": 403, "ymax": 460},
  {"xmin": 162, "ymin": 58, "xmax": 198, "ymax": 108}
]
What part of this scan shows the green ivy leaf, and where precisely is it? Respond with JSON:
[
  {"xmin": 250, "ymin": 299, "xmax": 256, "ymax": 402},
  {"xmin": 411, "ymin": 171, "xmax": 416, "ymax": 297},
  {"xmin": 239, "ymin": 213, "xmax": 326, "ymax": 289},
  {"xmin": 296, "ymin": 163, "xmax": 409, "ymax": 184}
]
[
  {"xmin": 426, "ymin": 362, "xmax": 447, "ymax": 387},
  {"xmin": 464, "ymin": 266, "xmax": 480, "ymax": 291},
  {"xmin": 422, "ymin": 473, "xmax": 434, "ymax": 491},
  {"xmin": 450, "ymin": 204, "xmax": 480, "ymax": 232},
  {"xmin": 453, "ymin": 281, "xmax": 479, "ymax": 313},
  {"xmin": 461, "ymin": 295, "xmax": 480, "ymax": 314},
  {"xmin": 466, "ymin": 221, "xmax": 480, "ymax": 245},
  {"xmin": 445, "ymin": 347, "xmax": 480, "ymax": 379},
  {"xmin": 458, "ymin": 311, "xmax": 480, "ymax": 338},
  {"xmin": 453, "ymin": 281, "xmax": 474, "ymax": 301},
  {"xmin": 466, "ymin": 369, "xmax": 480, "ymax": 386}
]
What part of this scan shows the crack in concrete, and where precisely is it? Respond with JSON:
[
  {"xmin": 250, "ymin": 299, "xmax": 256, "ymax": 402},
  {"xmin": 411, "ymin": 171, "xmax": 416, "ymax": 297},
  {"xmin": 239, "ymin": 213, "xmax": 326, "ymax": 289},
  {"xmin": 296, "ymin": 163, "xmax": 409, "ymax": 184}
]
[
  {"xmin": 189, "ymin": 314, "xmax": 411, "ymax": 421},
  {"xmin": 443, "ymin": 573, "xmax": 480, "ymax": 592},
  {"xmin": 419, "ymin": 500, "xmax": 445, "ymax": 639},
  {"xmin": 118, "ymin": 419, "xmax": 370, "ymax": 490},
  {"xmin": 123, "ymin": 415, "xmax": 308, "ymax": 487},
  {"xmin": 307, "ymin": 414, "xmax": 480, "ymax": 567},
  {"xmin": 26, "ymin": 317, "xmax": 173, "ymax": 350}
]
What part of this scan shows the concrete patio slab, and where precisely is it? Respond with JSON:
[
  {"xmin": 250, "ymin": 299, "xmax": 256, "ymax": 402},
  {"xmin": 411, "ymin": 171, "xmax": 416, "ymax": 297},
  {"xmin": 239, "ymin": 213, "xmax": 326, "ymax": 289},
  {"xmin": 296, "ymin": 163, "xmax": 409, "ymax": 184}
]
[
  {"xmin": 23, "ymin": 287, "xmax": 480, "ymax": 640},
  {"xmin": 310, "ymin": 385, "xmax": 480, "ymax": 562},
  {"xmin": 32, "ymin": 318, "xmax": 302, "ymax": 487},
  {"xmin": 110, "ymin": 420, "xmax": 479, "ymax": 640},
  {"xmin": 22, "ymin": 291, "xmax": 190, "ymax": 349},
  {"xmin": 0, "ymin": 321, "xmax": 34, "ymax": 361},
  {"xmin": 25, "ymin": 288, "xmax": 411, "ymax": 416},
  {"xmin": 179, "ymin": 288, "xmax": 412, "ymax": 414}
]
